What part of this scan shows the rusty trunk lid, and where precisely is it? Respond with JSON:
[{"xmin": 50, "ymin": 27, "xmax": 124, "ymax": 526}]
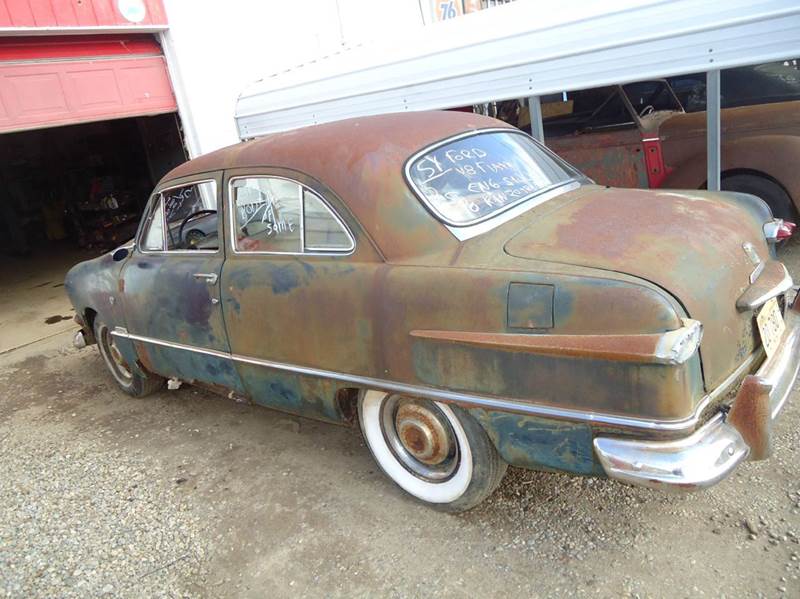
[{"xmin": 503, "ymin": 186, "xmax": 770, "ymax": 390}]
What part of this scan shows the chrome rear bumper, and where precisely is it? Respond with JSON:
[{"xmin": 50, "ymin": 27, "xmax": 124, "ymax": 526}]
[{"xmin": 594, "ymin": 299, "xmax": 800, "ymax": 491}]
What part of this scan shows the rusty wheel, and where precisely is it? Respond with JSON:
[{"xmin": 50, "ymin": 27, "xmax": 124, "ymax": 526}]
[
  {"xmin": 380, "ymin": 395, "xmax": 460, "ymax": 482},
  {"xmin": 94, "ymin": 317, "xmax": 164, "ymax": 397},
  {"xmin": 96, "ymin": 321, "xmax": 134, "ymax": 388},
  {"xmin": 359, "ymin": 391, "xmax": 507, "ymax": 512}
]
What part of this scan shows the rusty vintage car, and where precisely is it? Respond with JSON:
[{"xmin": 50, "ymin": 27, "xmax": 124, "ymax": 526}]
[
  {"xmin": 66, "ymin": 111, "xmax": 800, "ymax": 512},
  {"xmin": 538, "ymin": 79, "xmax": 800, "ymax": 221}
]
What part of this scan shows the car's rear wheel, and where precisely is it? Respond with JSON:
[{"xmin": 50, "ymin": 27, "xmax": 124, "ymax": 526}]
[
  {"xmin": 722, "ymin": 173, "xmax": 797, "ymax": 221},
  {"xmin": 94, "ymin": 318, "xmax": 164, "ymax": 397},
  {"xmin": 358, "ymin": 390, "xmax": 507, "ymax": 512}
]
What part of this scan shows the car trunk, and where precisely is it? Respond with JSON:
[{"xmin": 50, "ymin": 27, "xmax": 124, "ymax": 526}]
[{"xmin": 504, "ymin": 186, "xmax": 771, "ymax": 390}]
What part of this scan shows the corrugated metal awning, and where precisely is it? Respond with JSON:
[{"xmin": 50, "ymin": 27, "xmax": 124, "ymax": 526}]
[{"xmin": 235, "ymin": 0, "xmax": 800, "ymax": 139}]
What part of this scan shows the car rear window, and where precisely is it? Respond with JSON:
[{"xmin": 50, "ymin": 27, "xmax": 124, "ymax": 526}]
[{"xmin": 406, "ymin": 130, "xmax": 579, "ymax": 226}]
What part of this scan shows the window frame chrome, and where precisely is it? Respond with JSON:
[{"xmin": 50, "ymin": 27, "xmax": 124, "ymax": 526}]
[
  {"xmin": 137, "ymin": 178, "xmax": 221, "ymax": 256},
  {"xmin": 227, "ymin": 174, "xmax": 356, "ymax": 257},
  {"xmin": 403, "ymin": 127, "xmax": 587, "ymax": 241}
]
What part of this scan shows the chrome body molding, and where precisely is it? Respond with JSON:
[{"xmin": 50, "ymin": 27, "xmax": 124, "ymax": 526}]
[
  {"xmin": 594, "ymin": 305, "xmax": 800, "ymax": 490},
  {"xmin": 110, "ymin": 328, "xmax": 762, "ymax": 435},
  {"xmin": 410, "ymin": 318, "xmax": 703, "ymax": 365},
  {"xmin": 653, "ymin": 318, "xmax": 703, "ymax": 365}
]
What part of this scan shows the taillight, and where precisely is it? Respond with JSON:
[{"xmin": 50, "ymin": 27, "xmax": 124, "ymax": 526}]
[
  {"xmin": 764, "ymin": 219, "xmax": 796, "ymax": 242},
  {"xmin": 778, "ymin": 221, "xmax": 796, "ymax": 241}
]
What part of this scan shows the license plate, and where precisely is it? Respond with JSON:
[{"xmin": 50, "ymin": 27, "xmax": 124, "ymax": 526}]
[{"xmin": 756, "ymin": 297, "xmax": 785, "ymax": 359}]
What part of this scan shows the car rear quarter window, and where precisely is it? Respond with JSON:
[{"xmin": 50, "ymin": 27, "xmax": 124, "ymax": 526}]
[
  {"xmin": 407, "ymin": 130, "xmax": 578, "ymax": 226},
  {"xmin": 231, "ymin": 177, "xmax": 354, "ymax": 254}
]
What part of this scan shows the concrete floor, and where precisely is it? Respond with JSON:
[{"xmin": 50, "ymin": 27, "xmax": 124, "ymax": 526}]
[{"xmin": 0, "ymin": 244, "xmax": 97, "ymax": 354}]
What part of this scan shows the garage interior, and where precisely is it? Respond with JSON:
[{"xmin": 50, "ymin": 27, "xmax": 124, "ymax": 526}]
[
  {"xmin": 0, "ymin": 33, "xmax": 186, "ymax": 354},
  {"xmin": 0, "ymin": 113, "xmax": 186, "ymax": 353}
]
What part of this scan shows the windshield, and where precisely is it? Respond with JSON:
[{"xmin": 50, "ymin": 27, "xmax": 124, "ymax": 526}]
[{"xmin": 406, "ymin": 130, "xmax": 580, "ymax": 226}]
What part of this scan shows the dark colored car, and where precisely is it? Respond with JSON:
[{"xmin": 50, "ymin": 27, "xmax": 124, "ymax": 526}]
[{"xmin": 66, "ymin": 111, "xmax": 800, "ymax": 511}]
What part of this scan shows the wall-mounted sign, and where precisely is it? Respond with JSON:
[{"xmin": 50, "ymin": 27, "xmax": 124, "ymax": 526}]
[
  {"xmin": 428, "ymin": 1, "xmax": 509, "ymax": 23},
  {"xmin": 118, "ymin": 0, "xmax": 147, "ymax": 24}
]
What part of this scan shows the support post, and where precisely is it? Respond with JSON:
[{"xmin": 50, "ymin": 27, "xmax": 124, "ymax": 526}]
[
  {"xmin": 706, "ymin": 69, "xmax": 721, "ymax": 191},
  {"xmin": 158, "ymin": 31, "xmax": 202, "ymax": 158},
  {"xmin": 528, "ymin": 96, "xmax": 544, "ymax": 144}
]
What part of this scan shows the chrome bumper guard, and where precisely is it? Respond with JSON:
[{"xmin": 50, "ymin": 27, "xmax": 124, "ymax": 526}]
[{"xmin": 594, "ymin": 301, "xmax": 800, "ymax": 491}]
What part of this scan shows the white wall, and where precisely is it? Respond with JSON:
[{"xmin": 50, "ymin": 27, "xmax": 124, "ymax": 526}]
[{"xmin": 161, "ymin": 0, "xmax": 424, "ymax": 156}]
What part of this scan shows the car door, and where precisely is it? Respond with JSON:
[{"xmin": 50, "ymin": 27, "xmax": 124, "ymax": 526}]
[
  {"xmin": 542, "ymin": 86, "xmax": 650, "ymax": 189},
  {"xmin": 120, "ymin": 171, "xmax": 245, "ymax": 393},
  {"xmin": 219, "ymin": 168, "xmax": 384, "ymax": 421}
]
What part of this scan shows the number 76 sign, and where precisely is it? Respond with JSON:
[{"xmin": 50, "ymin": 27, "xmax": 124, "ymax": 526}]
[{"xmin": 432, "ymin": 1, "xmax": 485, "ymax": 22}]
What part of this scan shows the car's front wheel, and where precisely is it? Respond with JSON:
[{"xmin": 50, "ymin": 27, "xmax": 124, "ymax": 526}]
[
  {"xmin": 93, "ymin": 317, "xmax": 164, "ymax": 397},
  {"xmin": 359, "ymin": 391, "xmax": 507, "ymax": 512}
]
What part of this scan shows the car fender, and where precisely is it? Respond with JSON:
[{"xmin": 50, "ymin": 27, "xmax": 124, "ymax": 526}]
[{"xmin": 662, "ymin": 134, "xmax": 800, "ymax": 203}]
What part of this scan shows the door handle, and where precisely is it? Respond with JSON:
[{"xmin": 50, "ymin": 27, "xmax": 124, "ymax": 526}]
[{"xmin": 193, "ymin": 272, "xmax": 218, "ymax": 285}]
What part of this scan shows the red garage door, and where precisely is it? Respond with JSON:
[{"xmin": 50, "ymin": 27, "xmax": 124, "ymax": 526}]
[{"xmin": 0, "ymin": 35, "xmax": 177, "ymax": 133}]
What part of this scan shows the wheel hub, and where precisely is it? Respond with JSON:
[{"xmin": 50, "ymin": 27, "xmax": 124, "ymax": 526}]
[
  {"xmin": 395, "ymin": 403, "xmax": 451, "ymax": 465},
  {"xmin": 379, "ymin": 395, "xmax": 459, "ymax": 482}
]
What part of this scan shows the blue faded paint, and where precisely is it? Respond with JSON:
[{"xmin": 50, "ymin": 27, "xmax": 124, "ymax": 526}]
[
  {"xmin": 469, "ymin": 408, "xmax": 604, "ymax": 476},
  {"xmin": 270, "ymin": 264, "xmax": 301, "ymax": 294},
  {"xmin": 139, "ymin": 344, "xmax": 247, "ymax": 393},
  {"xmin": 235, "ymin": 362, "xmax": 343, "ymax": 423}
]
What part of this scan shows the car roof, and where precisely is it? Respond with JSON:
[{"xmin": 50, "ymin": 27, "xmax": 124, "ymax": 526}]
[{"xmin": 163, "ymin": 111, "xmax": 510, "ymax": 259}]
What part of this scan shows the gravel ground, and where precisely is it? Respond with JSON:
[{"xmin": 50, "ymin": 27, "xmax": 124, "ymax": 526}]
[{"xmin": 2, "ymin": 244, "xmax": 800, "ymax": 598}]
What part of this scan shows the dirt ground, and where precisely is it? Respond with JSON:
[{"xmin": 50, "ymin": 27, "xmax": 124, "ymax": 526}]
[{"xmin": 2, "ymin": 246, "xmax": 800, "ymax": 598}]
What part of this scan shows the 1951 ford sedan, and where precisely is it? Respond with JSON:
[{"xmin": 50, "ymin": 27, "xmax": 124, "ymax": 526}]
[{"xmin": 66, "ymin": 111, "xmax": 800, "ymax": 512}]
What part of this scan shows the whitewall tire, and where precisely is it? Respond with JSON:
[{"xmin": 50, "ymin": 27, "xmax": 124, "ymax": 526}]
[{"xmin": 358, "ymin": 390, "xmax": 507, "ymax": 512}]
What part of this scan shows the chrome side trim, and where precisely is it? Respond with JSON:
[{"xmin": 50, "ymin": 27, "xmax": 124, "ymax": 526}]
[{"xmin": 111, "ymin": 329, "xmax": 763, "ymax": 434}]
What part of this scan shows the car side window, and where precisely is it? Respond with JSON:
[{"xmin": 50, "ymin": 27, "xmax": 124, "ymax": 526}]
[
  {"xmin": 232, "ymin": 177, "xmax": 353, "ymax": 254},
  {"xmin": 302, "ymin": 190, "xmax": 354, "ymax": 251},
  {"xmin": 139, "ymin": 181, "xmax": 219, "ymax": 252},
  {"xmin": 141, "ymin": 197, "xmax": 165, "ymax": 251}
]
